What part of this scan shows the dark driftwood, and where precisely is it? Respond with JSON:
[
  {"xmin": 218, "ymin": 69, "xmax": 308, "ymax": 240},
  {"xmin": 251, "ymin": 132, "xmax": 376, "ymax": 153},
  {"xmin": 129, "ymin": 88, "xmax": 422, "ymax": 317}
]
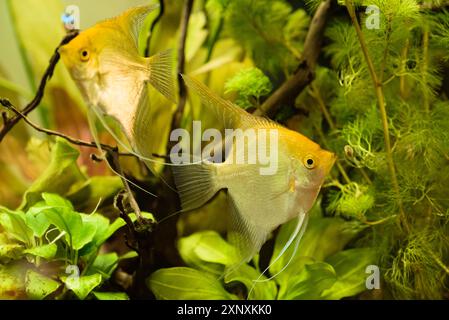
[{"xmin": 254, "ymin": 0, "xmax": 334, "ymax": 117}]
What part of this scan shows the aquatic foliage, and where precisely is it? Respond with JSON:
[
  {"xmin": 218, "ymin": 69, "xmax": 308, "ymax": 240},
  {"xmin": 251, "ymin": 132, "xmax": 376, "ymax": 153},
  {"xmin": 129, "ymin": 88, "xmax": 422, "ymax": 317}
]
[{"xmin": 0, "ymin": 0, "xmax": 448, "ymax": 300}]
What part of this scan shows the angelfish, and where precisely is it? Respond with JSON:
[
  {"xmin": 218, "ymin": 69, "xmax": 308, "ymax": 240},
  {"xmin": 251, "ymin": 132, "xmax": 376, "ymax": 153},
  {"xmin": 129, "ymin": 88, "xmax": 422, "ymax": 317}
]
[
  {"xmin": 59, "ymin": 5, "xmax": 175, "ymax": 141},
  {"xmin": 173, "ymin": 76, "xmax": 336, "ymax": 263}
]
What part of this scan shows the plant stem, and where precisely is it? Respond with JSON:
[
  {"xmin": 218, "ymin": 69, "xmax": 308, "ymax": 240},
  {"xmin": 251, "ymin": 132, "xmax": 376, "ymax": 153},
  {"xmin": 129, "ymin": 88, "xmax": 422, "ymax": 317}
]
[
  {"xmin": 345, "ymin": 0, "xmax": 409, "ymax": 233},
  {"xmin": 421, "ymin": 27, "xmax": 430, "ymax": 113},
  {"xmin": 400, "ymin": 39, "xmax": 410, "ymax": 100}
]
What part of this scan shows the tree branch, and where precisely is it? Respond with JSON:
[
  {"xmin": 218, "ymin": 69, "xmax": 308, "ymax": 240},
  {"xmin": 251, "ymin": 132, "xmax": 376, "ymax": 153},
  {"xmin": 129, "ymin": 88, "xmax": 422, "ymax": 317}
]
[
  {"xmin": 254, "ymin": 0, "xmax": 334, "ymax": 117},
  {"xmin": 170, "ymin": 0, "xmax": 194, "ymax": 133},
  {"xmin": 0, "ymin": 30, "xmax": 79, "ymax": 143},
  {"xmin": 144, "ymin": 0, "xmax": 165, "ymax": 57}
]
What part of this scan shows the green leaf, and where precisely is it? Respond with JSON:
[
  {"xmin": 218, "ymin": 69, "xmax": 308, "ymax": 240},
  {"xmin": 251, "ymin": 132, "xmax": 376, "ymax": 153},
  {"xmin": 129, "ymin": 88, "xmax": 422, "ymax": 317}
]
[
  {"xmin": 270, "ymin": 216, "xmax": 364, "ymax": 285},
  {"xmin": 178, "ymin": 231, "xmax": 240, "ymax": 275},
  {"xmin": 321, "ymin": 248, "xmax": 379, "ymax": 300},
  {"xmin": 25, "ymin": 270, "xmax": 60, "ymax": 300},
  {"xmin": 205, "ymin": 0, "xmax": 230, "ymax": 56},
  {"xmin": 41, "ymin": 193, "xmax": 96, "ymax": 250},
  {"xmin": 148, "ymin": 267, "xmax": 237, "ymax": 300},
  {"xmin": 93, "ymin": 291, "xmax": 129, "ymax": 300},
  {"xmin": 278, "ymin": 262, "xmax": 337, "ymax": 300},
  {"xmin": 25, "ymin": 202, "xmax": 53, "ymax": 237},
  {"xmin": 24, "ymin": 243, "xmax": 57, "ymax": 260},
  {"xmin": 85, "ymin": 253, "xmax": 119, "ymax": 279},
  {"xmin": 0, "ymin": 208, "xmax": 34, "ymax": 246},
  {"xmin": 66, "ymin": 176, "xmax": 123, "ymax": 212},
  {"xmin": 84, "ymin": 214, "xmax": 125, "ymax": 247},
  {"xmin": 186, "ymin": 11, "xmax": 209, "ymax": 62},
  {"xmin": 119, "ymin": 251, "xmax": 138, "ymax": 260},
  {"xmin": 19, "ymin": 139, "xmax": 87, "ymax": 210},
  {"xmin": 0, "ymin": 263, "xmax": 26, "ymax": 299},
  {"xmin": 0, "ymin": 233, "xmax": 24, "ymax": 262},
  {"xmin": 224, "ymin": 264, "xmax": 277, "ymax": 300},
  {"xmin": 62, "ymin": 273, "xmax": 102, "ymax": 300}
]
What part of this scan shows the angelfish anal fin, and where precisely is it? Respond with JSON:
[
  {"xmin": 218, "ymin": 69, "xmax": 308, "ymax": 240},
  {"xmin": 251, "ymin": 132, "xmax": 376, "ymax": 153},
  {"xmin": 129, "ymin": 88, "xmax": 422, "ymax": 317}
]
[{"xmin": 226, "ymin": 194, "xmax": 270, "ymax": 263}]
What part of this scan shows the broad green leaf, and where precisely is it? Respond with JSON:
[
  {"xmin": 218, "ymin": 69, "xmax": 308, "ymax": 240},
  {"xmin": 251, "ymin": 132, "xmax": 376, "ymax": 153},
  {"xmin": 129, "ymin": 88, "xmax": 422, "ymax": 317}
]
[
  {"xmin": 86, "ymin": 253, "xmax": 119, "ymax": 279},
  {"xmin": 25, "ymin": 270, "xmax": 60, "ymax": 300},
  {"xmin": 0, "ymin": 263, "xmax": 26, "ymax": 299},
  {"xmin": 224, "ymin": 264, "xmax": 277, "ymax": 300},
  {"xmin": 83, "ymin": 214, "xmax": 125, "ymax": 247},
  {"xmin": 148, "ymin": 267, "xmax": 237, "ymax": 300},
  {"xmin": 0, "ymin": 233, "xmax": 24, "ymax": 261},
  {"xmin": 278, "ymin": 261, "xmax": 337, "ymax": 300},
  {"xmin": 25, "ymin": 202, "xmax": 53, "ymax": 237},
  {"xmin": 93, "ymin": 291, "xmax": 129, "ymax": 300},
  {"xmin": 119, "ymin": 251, "xmax": 138, "ymax": 260},
  {"xmin": 42, "ymin": 193, "xmax": 74, "ymax": 210},
  {"xmin": 20, "ymin": 139, "xmax": 87, "ymax": 210},
  {"xmin": 24, "ymin": 243, "xmax": 57, "ymax": 260},
  {"xmin": 205, "ymin": 0, "xmax": 229, "ymax": 55},
  {"xmin": 0, "ymin": 208, "xmax": 34, "ymax": 246},
  {"xmin": 67, "ymin": 176, "xmax": 123, "ymax": 212},
  {"xmin": 322, "ymin": 248, "xmax": 379, "ymax": 300},
  {"xmin": 62, "ymin": 273, "xmax": 102, "ymax": 300},
  {"xmin": 42, "ymin": 195, "xmax": 97, "ymax": 250},
  {"xmin": 186, "ymin": 11, "xmax": 209, "ymax": 62},
  {"xmin": 178, "ymin": 231, "xmax": 240, "ymax": 275},
  {"xmin": 270, "ymin": 216, "xmax": 365, "ymax": 285}
]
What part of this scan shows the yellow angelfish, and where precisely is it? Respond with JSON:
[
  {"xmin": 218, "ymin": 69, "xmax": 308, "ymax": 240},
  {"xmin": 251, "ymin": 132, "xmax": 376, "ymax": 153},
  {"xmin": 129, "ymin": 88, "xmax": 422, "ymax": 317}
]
[
  {"xmin": 173, "ymin": 76, "xmax": 336, "ymax": 264},
  {"xmin": 59, "ymin": 5, "xmax": 175, "ymax": 140}
]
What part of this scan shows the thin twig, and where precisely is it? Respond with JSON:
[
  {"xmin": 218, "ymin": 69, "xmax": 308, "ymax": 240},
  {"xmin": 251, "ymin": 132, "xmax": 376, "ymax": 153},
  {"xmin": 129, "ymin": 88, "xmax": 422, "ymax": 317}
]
[
  {"xmin": 345, "ymin": 0, "xmax": 409, "ymax": 233},
  {"xmin": 144, "ymin": 0, "xmax": 165, "ymax": 57},
  {"xmin": 108, "ymin": 151, "xmax": 142, "ymax": 222},
  {"xmin": 0, "ymin": 30, "xmax": 79, "ymax": 143},
  {"xmin": 0, "ymin": 98, "xmax": 133, "ymax": 155},
  {"xmin": 254, "ymin": 0, "xmax": 334, "ymax": 117},
  {"xmin": 421, "ymin": 26, "xmax": 430, "ymax": 113},
  {"xmin": 0, "ymin": 98, "xmax": 172, "ymax": 162},
  {"xmin": 170, "ymin": 0, "xmax": 194, "ymax": 133}
]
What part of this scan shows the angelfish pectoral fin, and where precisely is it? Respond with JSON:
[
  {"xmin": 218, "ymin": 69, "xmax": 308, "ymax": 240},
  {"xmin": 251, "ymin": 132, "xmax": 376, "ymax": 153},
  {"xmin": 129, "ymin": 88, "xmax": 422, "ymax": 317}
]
[{"xmin": 147, "ymin": 49, "xmax": 177, "ymax": 104}]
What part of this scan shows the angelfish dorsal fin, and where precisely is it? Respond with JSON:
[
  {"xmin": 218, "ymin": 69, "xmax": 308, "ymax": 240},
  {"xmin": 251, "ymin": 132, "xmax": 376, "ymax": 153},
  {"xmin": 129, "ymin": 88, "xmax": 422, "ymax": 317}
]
[
  {"xmin": 182, "ymin": 75, "xmax": 253, "ymax": 129},
  {"xmin": 182, "ymin": 75, "xmax": 282, "ymax": 130},
  {"xmin": 118, "ymin": 4, "xmax": 159, "ymax": 49}
]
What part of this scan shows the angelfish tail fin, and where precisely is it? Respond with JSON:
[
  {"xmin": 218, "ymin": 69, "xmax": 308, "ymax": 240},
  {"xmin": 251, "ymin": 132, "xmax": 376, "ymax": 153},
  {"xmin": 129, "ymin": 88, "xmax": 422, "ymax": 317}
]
[
  {"xmin": 147, "ymin": 49, "xmax": 177, "ymax": 104},
  {"xmin": 172, "ymin": 162, "xmax": 220, "ymax": 212}
]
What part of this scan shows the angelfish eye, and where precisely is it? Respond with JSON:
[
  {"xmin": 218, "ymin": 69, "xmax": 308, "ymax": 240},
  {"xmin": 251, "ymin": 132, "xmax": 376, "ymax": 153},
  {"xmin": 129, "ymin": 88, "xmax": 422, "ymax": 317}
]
[
  {"xmin": 304, "ymin": 155, "xmax": 317, "ymax": 169},
  {"xmin": 80, "ymin": 49, "xmax": 90, "ymax": 61}
]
